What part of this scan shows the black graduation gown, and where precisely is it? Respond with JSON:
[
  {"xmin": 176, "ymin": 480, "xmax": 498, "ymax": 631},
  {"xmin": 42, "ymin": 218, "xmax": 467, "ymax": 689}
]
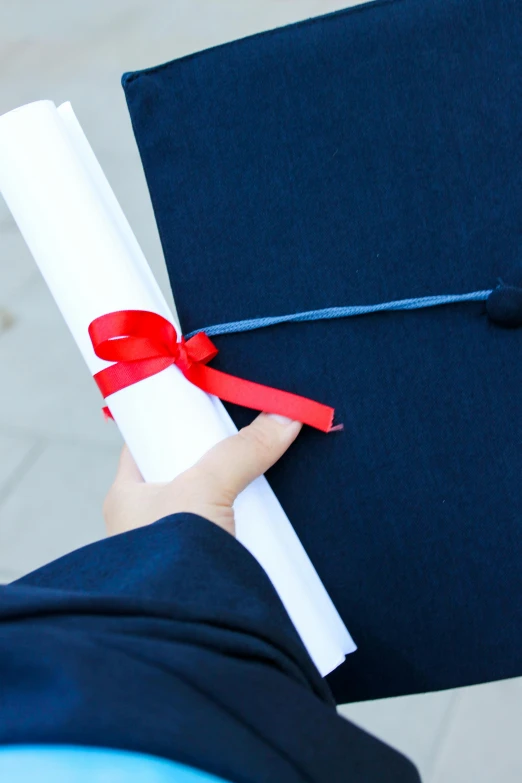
[{"xmin": 0, "ymin": 514, "xmax": 419, "ymax": 782}]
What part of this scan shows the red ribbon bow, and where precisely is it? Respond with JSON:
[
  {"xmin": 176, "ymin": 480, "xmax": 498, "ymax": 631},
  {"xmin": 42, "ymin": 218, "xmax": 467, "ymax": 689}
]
[{"xmin": 88, "ymin": 310, "xmax": 339, "ymax": 432}]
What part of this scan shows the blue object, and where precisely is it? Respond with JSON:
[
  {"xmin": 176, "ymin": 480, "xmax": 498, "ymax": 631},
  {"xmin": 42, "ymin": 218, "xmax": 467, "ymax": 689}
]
[
  {"xmin": 122, "ymin": 0, "xmax": 522, "ymax": 705},
  {"xmin": 0, "ymin": 746, "xmax": 231, "ymax": 782},
  {"xmin": 185, "ymin": 290, "xmax": 493, "ymax": 338},
  {"xmin": 487, "ymin": 280, "xmax": 522, "ymax": 328}
]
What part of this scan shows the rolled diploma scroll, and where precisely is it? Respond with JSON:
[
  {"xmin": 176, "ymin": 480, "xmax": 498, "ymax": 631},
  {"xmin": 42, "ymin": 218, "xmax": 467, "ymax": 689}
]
[{"xmin": 0, "ymin": 100, "xmax": 355, "ymax": 675}]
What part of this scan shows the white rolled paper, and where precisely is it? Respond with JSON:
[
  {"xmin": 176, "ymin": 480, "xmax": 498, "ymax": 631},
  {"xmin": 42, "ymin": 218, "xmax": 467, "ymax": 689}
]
[{"xmin": 0, "ymin": 100, "xmax": 355, "ymax": 675}]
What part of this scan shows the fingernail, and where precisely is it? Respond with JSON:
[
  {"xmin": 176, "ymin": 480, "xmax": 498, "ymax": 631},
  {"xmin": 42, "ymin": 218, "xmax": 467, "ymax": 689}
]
[{"xmin": 267, "ymin": 413, "xmax": 297, "ymax": 426}]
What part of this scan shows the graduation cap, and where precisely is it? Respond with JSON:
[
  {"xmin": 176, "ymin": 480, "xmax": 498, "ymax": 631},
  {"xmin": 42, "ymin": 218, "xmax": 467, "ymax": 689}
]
[{"xmin": 122, "ymin": 0, "xmax": 522, "ymax": 703}]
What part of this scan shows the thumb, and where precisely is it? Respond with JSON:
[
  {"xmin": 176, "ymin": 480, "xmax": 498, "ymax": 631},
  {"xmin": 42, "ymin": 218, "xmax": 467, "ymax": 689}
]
[{"xmin": 189, "ymin": 412, "xmax": 302, "ymax": 500}]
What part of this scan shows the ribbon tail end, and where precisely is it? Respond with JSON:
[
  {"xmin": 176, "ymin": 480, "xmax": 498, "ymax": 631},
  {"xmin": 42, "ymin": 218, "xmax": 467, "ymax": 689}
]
[{"xmin": 326, "ymin": 408, "xmax": 343, "ymax": 433}]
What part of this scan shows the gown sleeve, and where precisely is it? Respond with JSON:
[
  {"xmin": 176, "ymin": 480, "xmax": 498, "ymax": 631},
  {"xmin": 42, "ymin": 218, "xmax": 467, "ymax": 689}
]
[{"xmin": 0, "ymin": 513, "xmax": 420, "ymax": 783}]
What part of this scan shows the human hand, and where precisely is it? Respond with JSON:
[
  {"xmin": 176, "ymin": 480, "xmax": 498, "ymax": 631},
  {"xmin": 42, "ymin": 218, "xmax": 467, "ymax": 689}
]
[{"xmin": 103, "ymin": 413, "xmax": 302, "ymax": 537}]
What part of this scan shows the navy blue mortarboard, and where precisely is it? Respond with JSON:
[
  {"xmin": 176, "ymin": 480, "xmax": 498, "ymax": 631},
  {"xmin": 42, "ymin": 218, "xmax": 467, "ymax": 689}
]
[{"xmin": 122, "ymin": 0, "xmax": 522, "ymax": 703}]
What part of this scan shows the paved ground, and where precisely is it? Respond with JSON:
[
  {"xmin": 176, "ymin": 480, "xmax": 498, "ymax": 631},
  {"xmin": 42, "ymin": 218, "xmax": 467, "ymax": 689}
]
[{"xmin": 1, "ymin": 2, "xmax": 521, "ymax": 780}]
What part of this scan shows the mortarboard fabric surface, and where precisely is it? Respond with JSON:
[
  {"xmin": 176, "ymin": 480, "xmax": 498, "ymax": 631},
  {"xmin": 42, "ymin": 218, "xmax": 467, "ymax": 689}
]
[{"xmin": 122, "ymin": 0, "xmax": 522, "ymax": 704}]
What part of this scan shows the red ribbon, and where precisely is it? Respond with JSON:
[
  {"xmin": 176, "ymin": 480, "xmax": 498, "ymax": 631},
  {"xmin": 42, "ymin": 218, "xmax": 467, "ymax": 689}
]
[{"xmin": 88, "ymin": 310, "xmax": 339, "ymax": 433}]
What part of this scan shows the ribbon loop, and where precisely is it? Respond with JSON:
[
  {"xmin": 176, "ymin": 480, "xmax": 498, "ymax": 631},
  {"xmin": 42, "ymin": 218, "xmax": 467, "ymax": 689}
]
[
  {"xmin": 89, "ymin": 310, "xmax": 338, "ymax": 433},
  {"xmin": 89, "ymin": 310, "xmax": 180, "ymax": 362}
]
